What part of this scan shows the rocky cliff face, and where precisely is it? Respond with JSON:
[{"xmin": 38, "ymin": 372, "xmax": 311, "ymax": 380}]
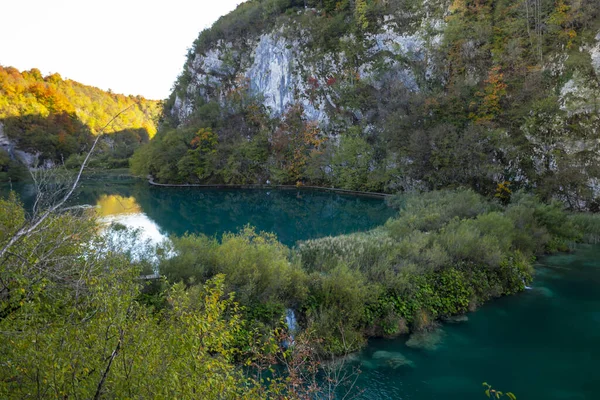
[
  {"xmin": 591, "ymin": 32, "xmax": 600, "ymax": 74},
  {"xmin": 0, "ymin": 122, "xmax": 46, "ymax": 169},
  {"xmin": 171, "ymin": 3, "xmax": 448, "ymax": 127},
  {"xmin": 153, "ymin": 0, "xmax": 600, "ymax": 207}
]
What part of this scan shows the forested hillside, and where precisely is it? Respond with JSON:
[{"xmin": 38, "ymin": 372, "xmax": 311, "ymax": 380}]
[
  {"xmin": 0, "ymin": 66, "xmax": 161, "ymax": 180},
  {"xmin": 132, "ymin": 0, "xmax": 600, "ymax": 209}
]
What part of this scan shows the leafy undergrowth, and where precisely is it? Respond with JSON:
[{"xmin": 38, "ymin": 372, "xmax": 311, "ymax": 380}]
[{"xmin": 1, "ymin": 188, "xmax": 597, "ymax": 398}]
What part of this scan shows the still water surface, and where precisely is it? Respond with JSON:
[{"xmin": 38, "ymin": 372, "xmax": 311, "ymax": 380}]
[
  {"xmin": 3, "ymin": 173, "xmax": 599, "ymax": 399},
  {"xmin": 4, "ymin": 173, "xmax": 396, "ymax": 247}
]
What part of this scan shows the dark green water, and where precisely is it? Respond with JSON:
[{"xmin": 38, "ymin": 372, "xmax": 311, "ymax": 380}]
[
  {"xmin": 348, "ymin": 245, "xmax": 600, "ymax": 400},
  {"xmin": 4, "ymin": 175, "xmax": 599, "ymax": 399}
]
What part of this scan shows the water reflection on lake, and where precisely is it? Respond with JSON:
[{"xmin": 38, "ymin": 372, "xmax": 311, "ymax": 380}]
[
  {"xmin": 74, "ymin": 175, "xmax": 396, "ymax": 247},
  {"xmin": 1, "ymin": 173, "xmax": 396, "ymax": 247},
  {"xmin": 96, "ymin": 194, "xmax": 141, "ymax": 216},
  {"xmin": 96, "ymin": 194, "xmax": 168, "ymax": 248}
]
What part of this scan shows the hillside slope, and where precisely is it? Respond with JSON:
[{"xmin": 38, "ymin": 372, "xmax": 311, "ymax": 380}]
[
  {"xmin": 0, "ymin": 66, "xmax": 161, "ymax": 179},
  {"xmin": 134, "ymin": 0, "xmax": 600, "ymax": 209}
]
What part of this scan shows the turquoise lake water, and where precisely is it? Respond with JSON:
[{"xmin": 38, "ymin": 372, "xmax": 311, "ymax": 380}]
[
  {"xmin": 348, "ymin": 245, "xmax": 600, "ymax": 399},
  {"xmin": 3, "ymin": 174, "xmax": 599, "ymax": 399},
  {"xmin": 2, "ymin": 173, "xmax": 396, "ymax": 247}
]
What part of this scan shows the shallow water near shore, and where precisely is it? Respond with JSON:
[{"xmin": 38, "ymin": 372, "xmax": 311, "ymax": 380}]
[{"xmin": 348, "ymin": 245, "xmax": 600, "ymax": 399}]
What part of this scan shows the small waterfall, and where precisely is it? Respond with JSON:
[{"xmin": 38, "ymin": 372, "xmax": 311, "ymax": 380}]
[
  {"xmin": 284, "ymin": 309, "xmax": 298, "ymax": 348},
  {"xmin": 285, "ymin": 308, "xmax": 298, "ymax": 333},
  {"xmin": 523, "ymin": 279, "xmax": 532, "ymax": 290}
]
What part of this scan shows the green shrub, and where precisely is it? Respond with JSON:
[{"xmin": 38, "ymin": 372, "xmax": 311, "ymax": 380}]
[
  {"xmin": 386, "ymin": 189, "xmax": 491, "ymax": 235},
  {"xmin": 438, "ymin": 219, "xmax": 504, "ymax": 268},
  {"xmin": 305, "ymin": 263, "xmax": 376, "ymax": 354},
  {"xmin": 158, "ymin": 189, "xmax": 586, "ymax": 356},
  {"xmin": 297, "ymin": 228, "xmax": 395, "ymax": 274},
  {"xmin": 569, "ymin": 213, "xmax": 600, "ymax": 244},
  {"xmin": 160, "ymin": 226, "xmax": 307, "ymax": 315}
]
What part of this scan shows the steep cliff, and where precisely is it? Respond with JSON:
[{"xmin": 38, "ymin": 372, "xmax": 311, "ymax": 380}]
[
  {"xmin": 170, "ymin": 1, "xmax": 448, "ymax": 126},
  {"xmin": 136, "ymin": 0, "xmax": 600, "ymax": 208}
]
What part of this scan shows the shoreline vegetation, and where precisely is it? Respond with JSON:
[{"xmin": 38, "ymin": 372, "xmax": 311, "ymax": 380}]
[
  {"xmin": 147, "ymin": 175, "xmax": 391, "ymax": 198},
  {"xmin": 1, "ymin": 178, "xmax": 599, "ymax": 397},
  {"xmin": 151, "ymin": 188, "xmax": 600, "ymax": 355}
]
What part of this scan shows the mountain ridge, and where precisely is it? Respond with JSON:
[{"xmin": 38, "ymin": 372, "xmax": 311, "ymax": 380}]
[{"xmin": 0, "ymin": 65, "xmax": 161, "ymax": 179}]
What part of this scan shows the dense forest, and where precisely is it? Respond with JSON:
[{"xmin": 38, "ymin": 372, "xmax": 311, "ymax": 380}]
[
  {"xmin": 0, "ymin": 66, "xmax": 161, "ymax": 180},
  {"xmin": 131, "ymin": 0, "xmax": 600, "ymax": 209}
]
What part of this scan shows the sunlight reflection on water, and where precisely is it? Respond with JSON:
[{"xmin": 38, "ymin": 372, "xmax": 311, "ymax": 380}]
[{"xmin": 96, "ymin": 194, "xmax": 170, "ymax": 263}]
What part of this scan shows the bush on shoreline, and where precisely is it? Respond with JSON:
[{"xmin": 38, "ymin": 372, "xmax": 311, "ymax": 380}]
[
  {"xmin": 1, "ymin": 187, "xmax": 598, "ymax": 397},
  {"xmin": 156, "ymin": 189, "xmax": 594, "ymax": 355}
]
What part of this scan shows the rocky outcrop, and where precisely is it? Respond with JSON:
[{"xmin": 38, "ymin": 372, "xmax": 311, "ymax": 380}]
[
  {"xmin": 591, "ymin": 31, "xmax": 600, "ymax": 76},
  {"xmin": 171, "ymin": 10, "xmax": 446, "ymax": 127},
  {"xmin": 0, "ymin": 122, "xmax": 50, "ymax": 170},
  {"xmin": 0, "ymin": 123, "xmax": 8, "ymax": 147},
  {"xmin": 559, "ymin": 72, "xmax": 600, "ymax": 116},
  {"xmin": 245, "ymin": 32, "xmax": 329, "ymax": 122}
]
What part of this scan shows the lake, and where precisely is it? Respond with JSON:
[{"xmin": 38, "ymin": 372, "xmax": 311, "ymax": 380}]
[
  {"xmin": 2, "ymin": 173, "xmax": 396, "ymax": 247},
  {"xmin": 3, "ymin": 173, "xmax": 599, "ymax": 399}
]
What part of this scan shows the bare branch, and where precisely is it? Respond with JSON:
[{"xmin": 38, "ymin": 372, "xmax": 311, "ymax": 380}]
[
  {"xmin": 0, "ymin": 106, "xmax": 134, "ymax": 260},
  {"xmin": 94, "ymin": 333, "xmax": 122, "ymax": 400}
]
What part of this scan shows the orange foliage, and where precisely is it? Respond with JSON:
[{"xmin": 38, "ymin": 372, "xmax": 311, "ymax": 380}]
[
  {"xmin": 57, "ymin": 131, "xmax": 67, "ymax": 144},
  {"xmin": 190, "ymin": 128, "xmax": 218, "ymax": 153},
  {"xmin": 273, "ymin": 104, "xmax": 326, "ymax": 182},
  {"xmin": 472, "ymin": 66, "xmax": 507, "ymax": 123},
  {"xmin": 549, "ymin": 0, "xmax": 577, "ymax": 48},
  {"xmin": 0, "ymin": 66, "xmax": 161, "ymax": 136}
]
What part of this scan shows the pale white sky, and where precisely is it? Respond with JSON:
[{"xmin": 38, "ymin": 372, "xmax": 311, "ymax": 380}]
[{"xmin": 0, "ymin": 0, "xmax": 243, "ymax": 100}]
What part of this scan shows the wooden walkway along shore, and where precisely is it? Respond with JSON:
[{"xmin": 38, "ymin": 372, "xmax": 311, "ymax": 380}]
[{"xmin": 146, "ymin": 176, "xmax": 391, "ymax": 198}]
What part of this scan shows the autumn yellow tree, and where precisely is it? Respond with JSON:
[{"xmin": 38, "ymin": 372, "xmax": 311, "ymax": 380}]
[{"xmin": 472, "ymin": 66, "xmax": 508, "ymax": 123}]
